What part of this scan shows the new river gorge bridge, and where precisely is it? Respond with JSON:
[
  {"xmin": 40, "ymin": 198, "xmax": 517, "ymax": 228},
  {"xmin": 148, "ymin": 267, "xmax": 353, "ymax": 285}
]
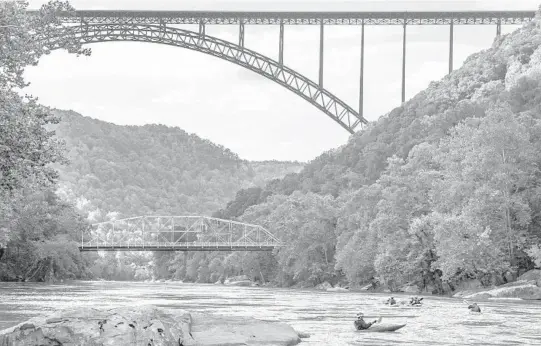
[
  {"xmin": 79, "ymin": 216, "xmax": 281, "ymax": 252},
  {"xmin": 37, "ymin": 9, "xmax": 536, "ymax": 133}
]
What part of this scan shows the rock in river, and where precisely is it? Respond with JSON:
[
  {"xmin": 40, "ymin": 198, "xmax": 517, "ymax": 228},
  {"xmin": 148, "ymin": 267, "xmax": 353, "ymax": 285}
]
[
  {"xmin": 190, "ymin": 313, "xmax": 301, "ymax": 346},
  {"xmin": 0, "ymin": 306, "xmax": 301, "ymax": 346},
  {"xmin": 0, "ymin": 306, "xmax": 191, "ymax": 346},
  {"xmin": 454, "ymin": 280, "xmax": 541, "ymax": 300}
]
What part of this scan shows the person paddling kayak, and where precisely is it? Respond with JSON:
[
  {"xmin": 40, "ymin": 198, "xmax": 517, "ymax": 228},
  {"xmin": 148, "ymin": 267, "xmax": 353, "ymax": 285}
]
[
  {"xmin": 386, "ymin": 297, "xmax": 397, "ymax": 305},
  {"xmin": 468, "ymin": 303, "xmax": 481, "ymax": 312},
  {"xmin": 354, "ymin": 313, "xmax": 380, "ymax": 330},
  {"xmin": 410, "ymin": 297, "xmax": 423, "ymax": 306}
]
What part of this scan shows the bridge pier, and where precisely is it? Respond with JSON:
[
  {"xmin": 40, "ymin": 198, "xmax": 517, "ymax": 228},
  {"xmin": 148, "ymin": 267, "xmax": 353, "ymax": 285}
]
[
  {"xmin": 359, "ymin": 20, "xmax": 365, "ymax": 118},
  {"xmin": 402, "ymin": 21, "xmax": 407, "ymax": 104},
  {"xmin": 449, "ymin": 22, "xmax": 454, "ymax": 74},
  {"xmin": 496, "ymin": 19, "xmax": 502, "ymax": 37},
  {"xmin": 319, "ymin": 22, "xmax": 325, "ymax": 88}
]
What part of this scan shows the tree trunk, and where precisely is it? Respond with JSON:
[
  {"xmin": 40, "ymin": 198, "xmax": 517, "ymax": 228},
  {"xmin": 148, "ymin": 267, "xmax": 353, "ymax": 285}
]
[
  {"xmin": 501, "ymin": 148, "xmax": 514, "ymax": 261},
  {"xmin": 259, "ymin": 269, "xmax": 266, "ymax": 284}
]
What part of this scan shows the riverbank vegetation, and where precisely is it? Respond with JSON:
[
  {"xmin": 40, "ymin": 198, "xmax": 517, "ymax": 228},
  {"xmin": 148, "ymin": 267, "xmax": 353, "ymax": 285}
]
[{"xmin": 0, "ymin": 1, "xmax": 94, "ymax": 281}]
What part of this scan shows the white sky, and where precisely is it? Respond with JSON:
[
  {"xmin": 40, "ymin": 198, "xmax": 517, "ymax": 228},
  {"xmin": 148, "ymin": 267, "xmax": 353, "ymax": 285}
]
[{"xmin": 24, "ymin": 0, "xmax": 539, "ymax": 161}]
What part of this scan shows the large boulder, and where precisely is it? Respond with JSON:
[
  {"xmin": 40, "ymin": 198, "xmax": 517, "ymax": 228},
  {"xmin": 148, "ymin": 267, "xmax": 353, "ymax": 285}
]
[
  {"xmin": 359, "ymin": 283, "xmax": 372, "ymax": 291},
  {"xmin": 315, "ymin": 281, "xmax": 332, "ymax": 290},
  {"xmin": 190, "ymin": 313, "xmax": 301, "ymax": 346},
  {"xmin": 226, "ymin": 275, "xmax": 250, "ymax": 282},
  {"xmin": 518, "ymin": 269, "xmax": 541, "ymax": 286},
  {"xmin": 0, "ymin": 306, "xmax": 192, "ymax": 346},
  {"xmin": 398, "ymin": 283, "xmax": 420, "ymax": 294},
  {"xmin": 0, "ymin": 307, "xmax": 302, "ymax": 346},
  {"xmin": 224, "ymin": 275, "xmax": 254, "ymax": 286},
  {"xmin": 456, "ymin": 280, "xmax": 541, "ymax": 300},
  {"xmin": 224, "ymin": 280, "xmax": 253, "ymax": 287},
  {"xmin": 326, "ymin": 287, "xmax": 349, "ymax": 292}
]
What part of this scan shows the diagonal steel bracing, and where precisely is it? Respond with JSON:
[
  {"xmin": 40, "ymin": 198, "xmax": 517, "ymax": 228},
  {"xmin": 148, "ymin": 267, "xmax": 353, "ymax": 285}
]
[
  {"xmin": 44, "ymin": 24, "xmax": 366, "ymax": 133},
  {"xmin": 80, "ymin": 216, "xmax": 281, "ymax": 251}
]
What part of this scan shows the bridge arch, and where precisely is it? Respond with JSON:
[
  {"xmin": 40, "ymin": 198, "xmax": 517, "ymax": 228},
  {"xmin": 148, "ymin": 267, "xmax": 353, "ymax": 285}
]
[{"xmin": 45, "ymin": 24, "xmax": 366, "ymax": 133}]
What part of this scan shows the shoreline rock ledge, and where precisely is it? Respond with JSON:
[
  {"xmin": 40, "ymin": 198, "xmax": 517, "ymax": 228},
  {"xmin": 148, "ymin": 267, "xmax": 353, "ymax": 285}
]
[{"xmin": 0, "ymin": 306, "xmax": 301, "ymax": 346}]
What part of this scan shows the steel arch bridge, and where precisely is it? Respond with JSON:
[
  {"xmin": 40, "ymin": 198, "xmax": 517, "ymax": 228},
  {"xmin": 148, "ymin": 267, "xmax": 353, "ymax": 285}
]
[
  {"xmin": 79, "ymin": 216, "xmax": 281, "ymax": 251},
  {"xmin": 33, "ymin": 9, "xmax": 536, "ymax": 133},
  {"xmin": 44, "ymin": 24, "xmax": 363, "ymax": 133}
]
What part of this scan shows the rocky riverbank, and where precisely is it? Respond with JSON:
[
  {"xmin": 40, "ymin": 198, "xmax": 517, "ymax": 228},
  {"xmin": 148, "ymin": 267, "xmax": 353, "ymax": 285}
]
[
  {"xmin": 0, "ymin": 306, "xmax": 301, "ymax": 346},
  {"xmin": 453, "ymin": 270, "xmax": 541, "ymax": 301}
]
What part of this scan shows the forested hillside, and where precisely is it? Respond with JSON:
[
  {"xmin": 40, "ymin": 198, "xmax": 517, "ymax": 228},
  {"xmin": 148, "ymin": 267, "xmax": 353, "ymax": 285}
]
[
  {"xmin": 40, "ymin": 111, "xmax": 303, "ymax": 281},
  {"xmin": 156, "ymin": 11, "xmax": 541, "ymax": 291},
  {"xmin": 52, "ymin": 110, "xmax": 303, "ymax": 220}
]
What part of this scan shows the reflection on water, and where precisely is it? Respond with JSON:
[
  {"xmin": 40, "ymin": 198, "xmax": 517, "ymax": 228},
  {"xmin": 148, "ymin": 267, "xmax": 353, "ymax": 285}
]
[{"xmin": 1, "ymin": 281, "xmax": 541, "ymax": 345}]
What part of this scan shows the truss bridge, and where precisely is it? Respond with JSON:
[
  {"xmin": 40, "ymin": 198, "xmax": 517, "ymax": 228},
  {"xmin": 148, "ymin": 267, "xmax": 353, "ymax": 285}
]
[{"xmin": 80, "ymin": 216, "xmax": 280, "ymax": 252}]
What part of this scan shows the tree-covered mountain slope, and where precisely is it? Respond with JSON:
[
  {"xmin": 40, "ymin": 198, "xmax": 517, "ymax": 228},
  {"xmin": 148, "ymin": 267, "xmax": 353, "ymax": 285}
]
[
  {"xmin": 51, "ymin": 110, "xmax": 303, "ymax": 220},
  {"xmin": 205, "ymin": 11, "xmax": 541, "ymax": 290}
]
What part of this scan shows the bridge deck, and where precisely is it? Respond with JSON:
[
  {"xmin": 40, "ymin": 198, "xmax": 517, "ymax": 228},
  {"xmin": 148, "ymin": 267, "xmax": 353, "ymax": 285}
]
[
  {"xmin": 79, "ymin": 244, "xmax": 276, "ymax": 251},
  {"xmin": 47, "ymin": 10, "xmax": 535, "ymax": 26}
]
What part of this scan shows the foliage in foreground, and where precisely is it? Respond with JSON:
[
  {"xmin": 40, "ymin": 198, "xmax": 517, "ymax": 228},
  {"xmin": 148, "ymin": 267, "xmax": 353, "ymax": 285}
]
[{"xmin": 0, "ymin": 1, "xmax": 90, "ymax": 281}]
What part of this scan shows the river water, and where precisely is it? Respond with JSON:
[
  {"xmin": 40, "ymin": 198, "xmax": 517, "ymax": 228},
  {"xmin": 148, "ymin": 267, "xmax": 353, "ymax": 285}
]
[{"xmin": 1, "ymin": 281, "xmax": 540, "ymax": 345}]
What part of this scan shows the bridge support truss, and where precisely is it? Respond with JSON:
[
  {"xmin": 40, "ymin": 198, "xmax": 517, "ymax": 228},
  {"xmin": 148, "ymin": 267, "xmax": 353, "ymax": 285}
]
[
  {"xmin": 38, "ymin": 10, "xmax": 535, "ymax": 133},
  {"xmin": 80, "ymin": 216, "xmax": 281, "ymax": 251}
]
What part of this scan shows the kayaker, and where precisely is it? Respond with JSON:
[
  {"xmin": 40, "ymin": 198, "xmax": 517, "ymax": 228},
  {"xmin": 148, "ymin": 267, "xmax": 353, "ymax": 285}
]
[
  {"xmin": 354, "ymin": 313, "xmax": 378, "ymax": 330},
  {"xmin": 410, "ymin": 297, "xmax": 423, "ymax": 306},
  {"xmin": 386, "ymin": 297, "xmax": 397, "ymax": 305},
  {"xmin": 468, "ymin": 303, "xmax": 481, "ymax": 312}
]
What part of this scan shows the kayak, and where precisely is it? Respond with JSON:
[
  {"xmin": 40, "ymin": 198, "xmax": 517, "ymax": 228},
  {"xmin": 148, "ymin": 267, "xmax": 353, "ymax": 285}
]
[
  {"xmin": 358, "ymin": 324, "xmax": 407, "ymax": 332},
  {"xmin": 386, "ymin": 304, "xmax": 422, "ymax": 308}
]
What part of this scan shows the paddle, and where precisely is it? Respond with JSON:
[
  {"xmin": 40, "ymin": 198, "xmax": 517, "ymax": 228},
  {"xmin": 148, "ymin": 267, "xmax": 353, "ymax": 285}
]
[
  {"xmin": 463, "ymin": 299, "xmax": 474, "ymax": 307},
  {"xmin": 463, "ymin": 299, "xmax": 482, "ymax": 313}
]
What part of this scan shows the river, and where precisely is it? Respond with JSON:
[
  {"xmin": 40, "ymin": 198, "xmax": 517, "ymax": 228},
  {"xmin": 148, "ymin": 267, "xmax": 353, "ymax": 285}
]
[{"xmin": 1, "ymin": 281, "xmax": 540, "ymax": 345}]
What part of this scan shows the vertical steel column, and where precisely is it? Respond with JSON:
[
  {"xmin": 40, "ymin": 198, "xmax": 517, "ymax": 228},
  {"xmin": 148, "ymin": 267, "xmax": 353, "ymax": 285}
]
[
  {"xmin": 401, "ymin": 20, "xmax": 407, "ymax": 104},
  {"xmin": 81, "ymin": 16, "xmax": 88, "ymax": 35},
  {"xmin": 142, "ymin": 217, "xmax": 145, "ymax": 248},
  {"xmin": 198, "ymin": 21, "xmax": 205, "ymax": 46},
  {"xmin": 199, "ymin": 20, "xmax": 205, "ymax": 36},
  {"xmin": 449, "ymin": 22, "xmax": 454, "ymax": 74},
  {"xmin": 319, "ymin": 21, "xmax": 324, "ymax": 88},
  {"xmin": 279, "ymin": 21, "xmax": 284, "ymax": 65},
  {"xmin": 359, "ymin": 20, "xmax": 365, "ymax": 118},
  {"xmin": 496, "ymin": 18, "xmax": 502, "ymax": 37},
  {"xmin": 239, "ymin": 21, "xmax": 245, "ymax": 48}
]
